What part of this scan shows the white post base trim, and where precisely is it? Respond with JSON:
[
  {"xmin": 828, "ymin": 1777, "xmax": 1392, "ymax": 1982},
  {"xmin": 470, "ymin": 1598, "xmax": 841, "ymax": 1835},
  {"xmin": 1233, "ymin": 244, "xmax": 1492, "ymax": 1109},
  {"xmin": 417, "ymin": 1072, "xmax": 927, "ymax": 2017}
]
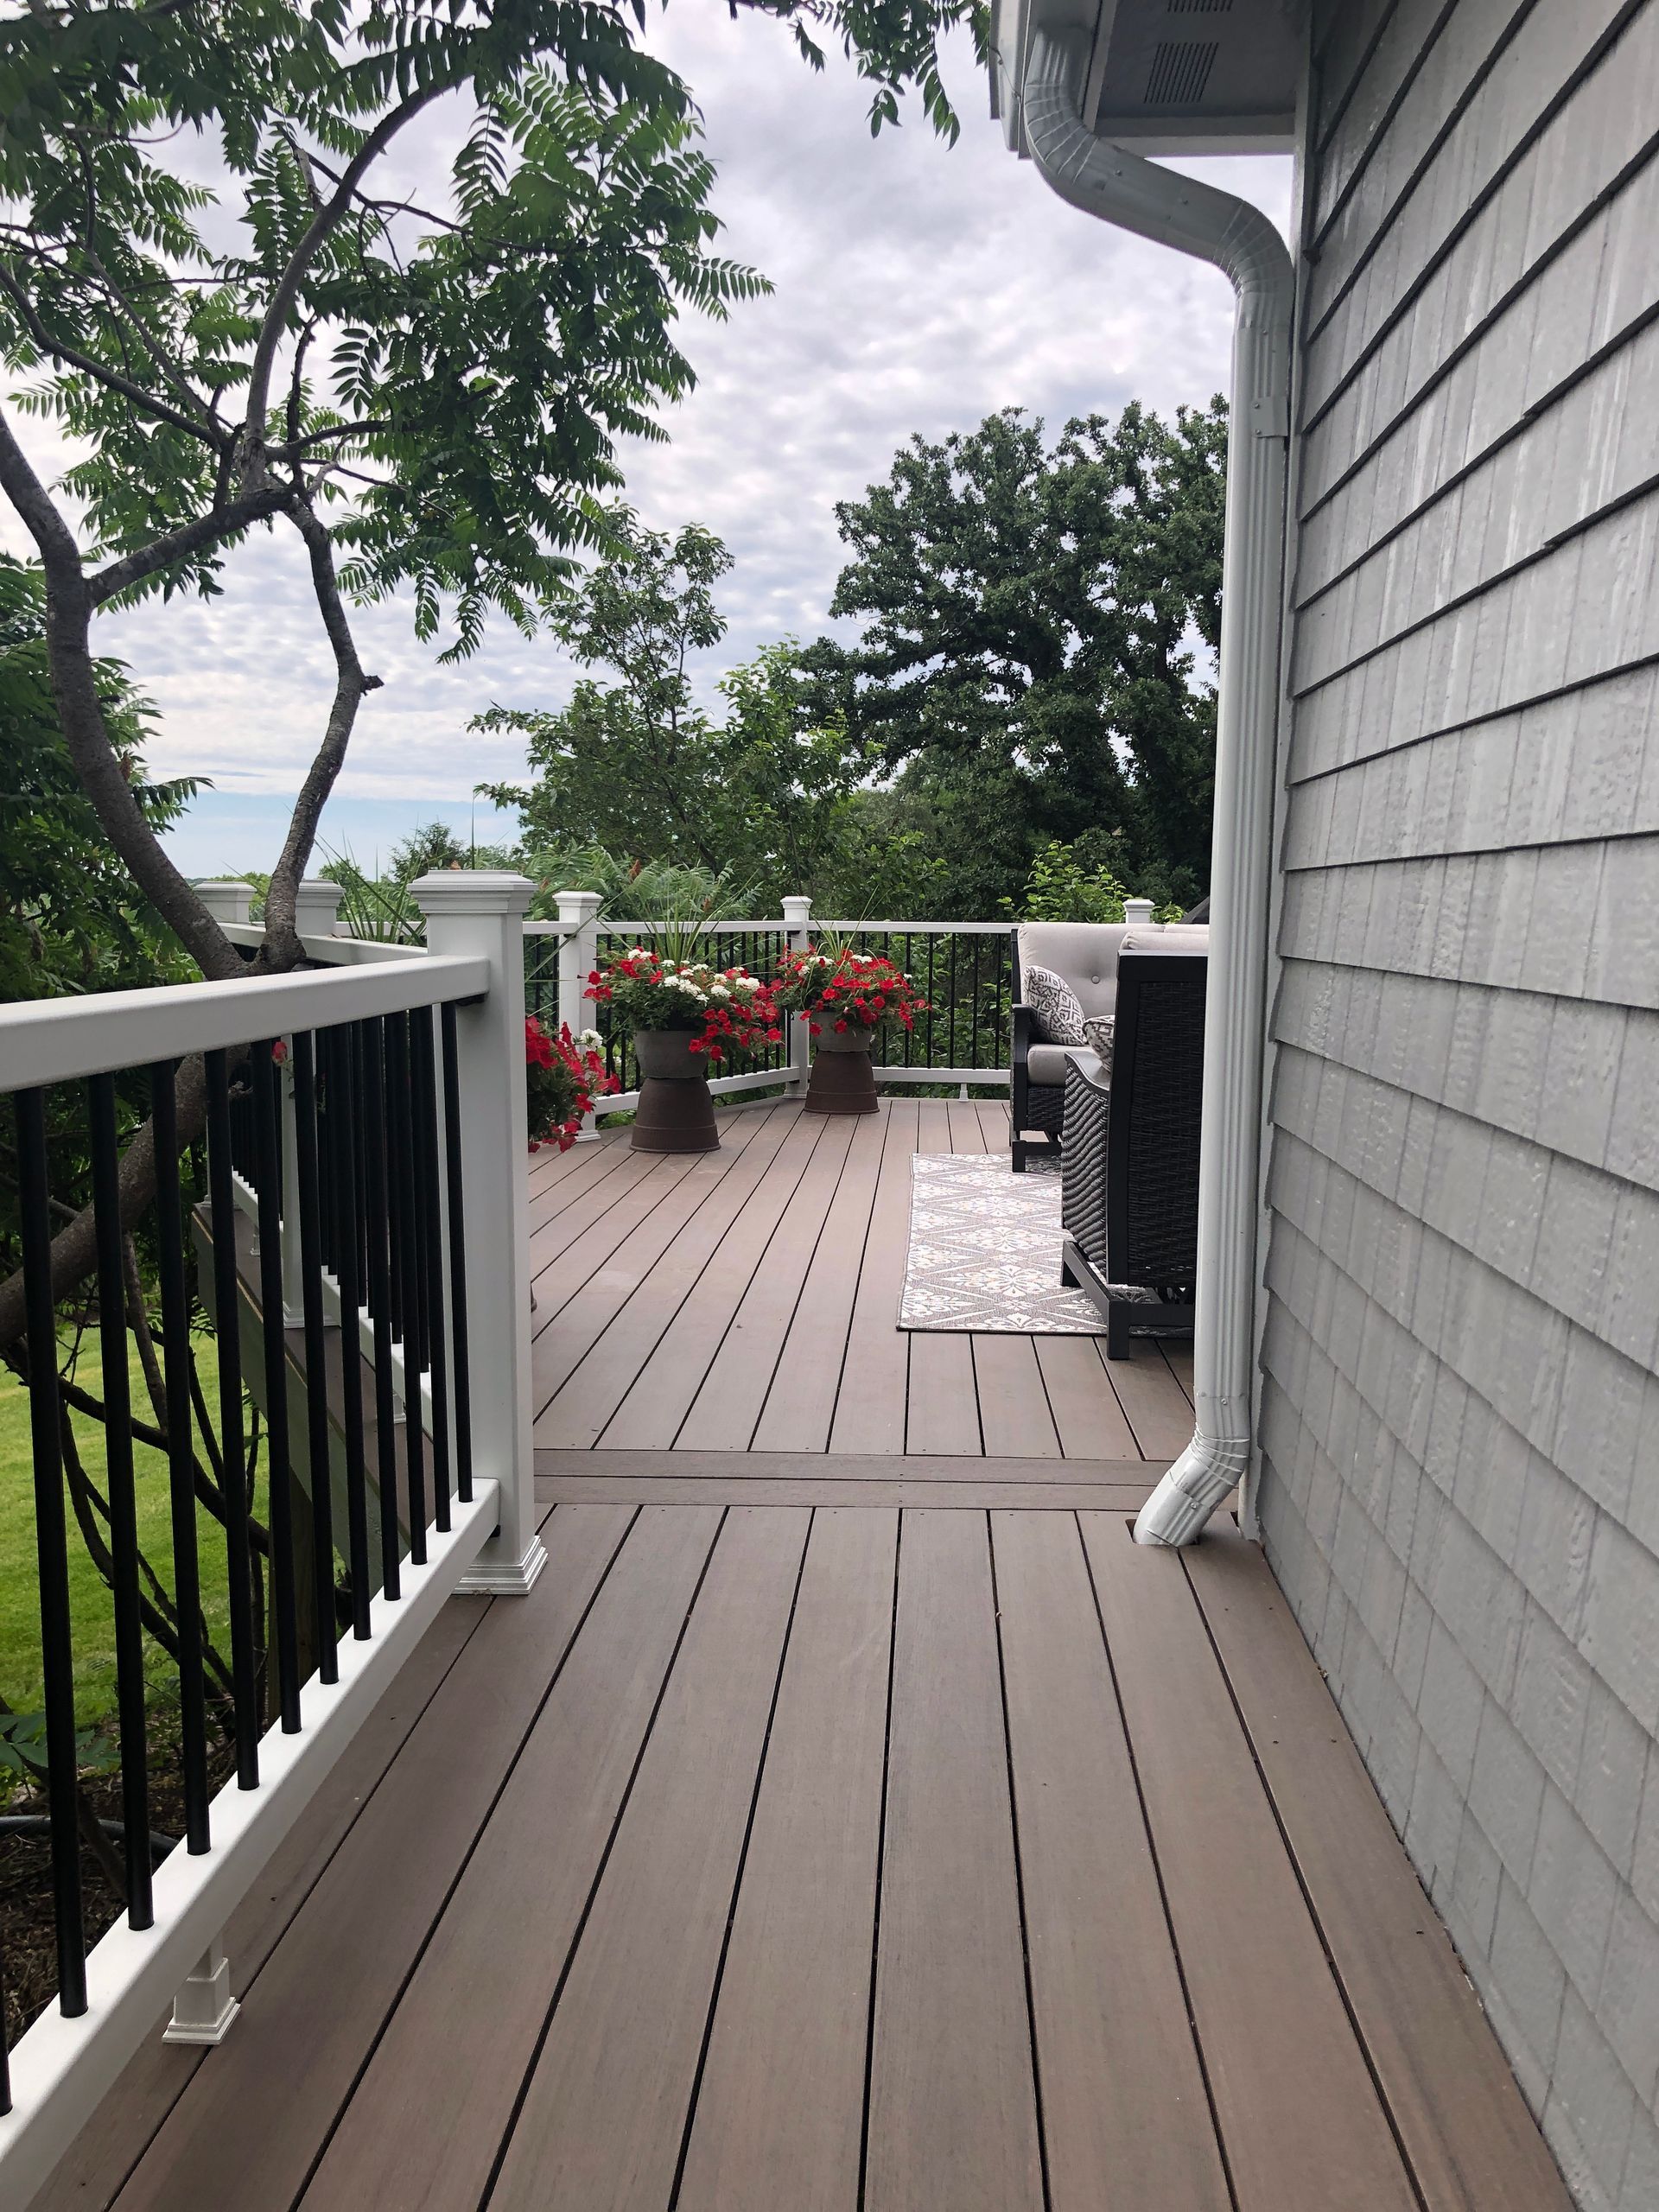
[
  {"xmin": 161, "ymin": 1944, "xmax": 239, "ymax": 2046},
  {"xmin": 458, "ymin": 1529, "xmax": 548, "ymax": 1597}
]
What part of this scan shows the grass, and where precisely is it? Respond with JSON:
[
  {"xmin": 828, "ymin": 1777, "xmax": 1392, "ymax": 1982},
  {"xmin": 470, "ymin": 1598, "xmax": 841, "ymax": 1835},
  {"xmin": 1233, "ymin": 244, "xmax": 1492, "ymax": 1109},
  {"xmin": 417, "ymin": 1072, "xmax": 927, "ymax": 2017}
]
[{"xmin": 0, "ymin": 1333, "xmax": 244, "ymax": 1726}]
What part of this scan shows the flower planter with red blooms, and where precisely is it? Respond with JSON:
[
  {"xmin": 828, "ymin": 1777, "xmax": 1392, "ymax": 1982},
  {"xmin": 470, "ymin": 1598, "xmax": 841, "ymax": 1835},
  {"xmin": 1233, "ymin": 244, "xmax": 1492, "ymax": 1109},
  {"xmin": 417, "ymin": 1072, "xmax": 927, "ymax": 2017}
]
[
  {"xmin": 524, "ymin": 1017, "xmax": 619, "ymax": 1153},
  {"xmin": 772, "ymin": 948, "xmax": 928, "ymax": 1116},
  {"xmin": 586, "ymin": 950, "xmax": 783, "ymax": 1153}
]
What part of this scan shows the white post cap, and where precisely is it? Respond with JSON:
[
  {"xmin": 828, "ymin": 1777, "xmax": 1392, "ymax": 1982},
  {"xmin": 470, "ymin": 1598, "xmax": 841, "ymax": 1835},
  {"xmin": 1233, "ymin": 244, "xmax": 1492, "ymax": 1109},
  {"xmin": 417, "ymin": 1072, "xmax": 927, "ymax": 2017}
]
[
  {"xmin": 553, "ymin": 888, "xmax": 604, "ymax": 925},
  {"xmin": 781, "ymin": 895, "xmax": 813, "ymax": 931},
  {"xmin": 410, "ymin": 870, "xmax": 536, "ymax": 918},
  {"xmin": 1123, "ymin": 897, "xmax": 1157, "ymax": 928},
  {"xmin": 196, "ymin": 881, "xmax": 257, "ymax": 925},
  {"xmin": 294, "ymin": 878, "xmax": 344, "ymax": 937}
]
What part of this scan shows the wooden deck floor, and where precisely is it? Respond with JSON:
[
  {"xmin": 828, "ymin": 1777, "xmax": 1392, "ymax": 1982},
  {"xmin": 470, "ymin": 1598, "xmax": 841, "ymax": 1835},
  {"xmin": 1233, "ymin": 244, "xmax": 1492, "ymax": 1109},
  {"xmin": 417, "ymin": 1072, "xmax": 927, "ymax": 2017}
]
[
  {"xmin": 45, "ymin": 1500, "xmax": 1567, "ymax": 2212},
  {"xmin": 37, "ymin": 1097, "xmax": 1567, "ymax": 2212},
  {"xmin": 529, "ymin": 1096, "xmax": 1197, "ymax": 1486}
]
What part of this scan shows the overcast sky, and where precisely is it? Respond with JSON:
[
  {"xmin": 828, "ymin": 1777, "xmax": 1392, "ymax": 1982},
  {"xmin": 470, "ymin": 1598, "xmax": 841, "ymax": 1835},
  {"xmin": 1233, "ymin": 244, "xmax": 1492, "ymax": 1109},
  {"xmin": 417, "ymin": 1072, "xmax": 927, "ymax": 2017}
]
[{"xmin": 14, "ymin": 12, "xmax": 1290, "ymax": 876}]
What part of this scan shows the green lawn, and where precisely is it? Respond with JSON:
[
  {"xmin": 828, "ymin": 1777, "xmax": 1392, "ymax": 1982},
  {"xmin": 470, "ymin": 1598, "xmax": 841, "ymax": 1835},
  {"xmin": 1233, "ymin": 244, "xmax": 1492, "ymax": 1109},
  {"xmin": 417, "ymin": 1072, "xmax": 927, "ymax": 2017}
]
[{"xmin": 0, "ymin": 1337, "xmax": 242, "ymax": 1726}]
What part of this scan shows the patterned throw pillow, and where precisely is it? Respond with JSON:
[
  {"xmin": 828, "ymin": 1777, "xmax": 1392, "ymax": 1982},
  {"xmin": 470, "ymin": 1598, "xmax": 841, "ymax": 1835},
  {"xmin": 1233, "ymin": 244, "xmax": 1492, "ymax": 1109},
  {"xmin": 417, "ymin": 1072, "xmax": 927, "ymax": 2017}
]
[
  {"xmin": 1023, "ymin": 963, "xmax": 1087, "ymax": 1046},
  {"xmin": 1083, "ymin": 1014, "xmax": 1115, "ymax": 1078}
]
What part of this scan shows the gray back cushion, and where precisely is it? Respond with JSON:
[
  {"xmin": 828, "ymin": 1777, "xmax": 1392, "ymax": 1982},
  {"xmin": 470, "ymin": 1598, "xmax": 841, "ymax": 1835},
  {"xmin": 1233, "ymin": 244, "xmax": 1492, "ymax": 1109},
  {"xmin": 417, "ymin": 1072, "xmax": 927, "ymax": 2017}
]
[
  {"xmin": 1015, "ymin": 922, "xmax": 1129, "ymax": 1022},
  {"xmin": 1121, "ymin": 923, "xmax": 1209, "ymax": 957}
]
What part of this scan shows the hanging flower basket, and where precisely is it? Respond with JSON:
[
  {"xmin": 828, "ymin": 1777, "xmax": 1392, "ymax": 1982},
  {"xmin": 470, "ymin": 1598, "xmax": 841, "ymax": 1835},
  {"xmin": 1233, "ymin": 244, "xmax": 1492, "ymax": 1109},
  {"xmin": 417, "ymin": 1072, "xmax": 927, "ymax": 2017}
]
[{"xmin": 772, "ymin": 947, "xmax": 928, "ymax": 1116}]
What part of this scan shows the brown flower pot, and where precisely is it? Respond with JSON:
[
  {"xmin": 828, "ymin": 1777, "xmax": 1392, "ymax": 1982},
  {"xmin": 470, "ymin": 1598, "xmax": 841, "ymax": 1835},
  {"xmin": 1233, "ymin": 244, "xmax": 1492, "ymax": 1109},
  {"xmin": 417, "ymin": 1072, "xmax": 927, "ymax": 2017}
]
[
  {"xmin": 631, "ymin": 1030, "xmax": 719, "ymax": 1153},
  {"xmin": 804, "ymin": 1029, "xmax": 880, "ymax": 1116}
]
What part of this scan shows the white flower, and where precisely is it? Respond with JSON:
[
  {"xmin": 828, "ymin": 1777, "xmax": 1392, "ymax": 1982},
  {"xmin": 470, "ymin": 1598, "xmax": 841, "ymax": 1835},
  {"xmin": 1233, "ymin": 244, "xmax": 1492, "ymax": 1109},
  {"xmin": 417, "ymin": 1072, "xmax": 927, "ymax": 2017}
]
[
  {"xmin": 710, "ymin": 982, "xmax": 731, "ymax": 1001},
  {"xmin": 578, "ymin": 1027, "xmax": 602, "ymax": 1050}
]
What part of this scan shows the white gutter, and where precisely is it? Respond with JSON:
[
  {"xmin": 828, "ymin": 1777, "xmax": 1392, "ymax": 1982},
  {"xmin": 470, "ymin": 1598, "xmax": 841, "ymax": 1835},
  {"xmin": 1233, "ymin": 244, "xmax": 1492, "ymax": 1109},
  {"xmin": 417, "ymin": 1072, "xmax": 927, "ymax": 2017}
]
[{"xmin": 1019, "ymin": 26, "xmax": 1294, "ymax": 1546}]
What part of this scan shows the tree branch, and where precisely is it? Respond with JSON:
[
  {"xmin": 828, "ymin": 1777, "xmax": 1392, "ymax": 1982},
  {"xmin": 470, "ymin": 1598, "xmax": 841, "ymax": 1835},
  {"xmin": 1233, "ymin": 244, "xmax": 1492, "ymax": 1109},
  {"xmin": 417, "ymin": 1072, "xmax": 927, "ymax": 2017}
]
[
  {"xmin": 86, "ymin": 484, "xmax": 292, "ymax": 607},
  {"xmin": 259, "ymin": 499, "xmax": 383, "ymax": 960},
  {"xmin": 241, "ymin": 79, "xmax": 454, "ymax": 470},
  {"xmin": 0, "ymin": 261, "xmax": 223, "ymax": 450}
]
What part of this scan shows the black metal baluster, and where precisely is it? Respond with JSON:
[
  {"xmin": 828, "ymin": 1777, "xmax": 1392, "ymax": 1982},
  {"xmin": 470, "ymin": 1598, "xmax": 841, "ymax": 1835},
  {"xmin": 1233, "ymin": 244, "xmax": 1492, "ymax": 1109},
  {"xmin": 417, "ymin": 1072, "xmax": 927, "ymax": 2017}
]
[
  {"xmin": 354, "ymin": 1024, "xmax": 371, "ymax": 1325},
  {"xmin": 948, "ymin": 935, "xmax": 959, "ymax": 1069},
  {"xmin": 440, "ymin": 1004, "xmax": 474, "ymax": 1503},
  {"xmin": 325, "ymin": 1026, "xmax": 373, "ymax": 1635},
  {"xmin": 16, "ymin": 1088, "xmax": 87, "ymax": 2014},
  {"xmin": 204, "ymin": 1052, "xmax": 260, "ymax": 1785},
  {"xmin": 250, "ymin": 1040, "xmax": 302, "ymax": 1728},
  {"xmin": 88, "ymin": 1072, "xmax": 156, "ymax": 1918},
  {"xmin": 970, "ymin": 938, "xmax": 982, "ymax": 1075},
  {"xmin": 361, "ymin": 1020, "xmax": 403, "ymax": 1597},
  {"xmin": 905, "ymin": 934, "xmax": 917, "ymax": 1068},
  {"xmin": 386, "ymin": 1014, "xmax": 428, "ymax": 1560},
  {"xmin": 290, "ymin": 1033, "xmax": 339, "ymax": 1685},
  {"xmin": 412, "ymin": 1011, "xmax": 452, "ymax": 1532},
  {"xmin": 150, "ymin": 1061, "xmax": 212, "ymax": 1840}
]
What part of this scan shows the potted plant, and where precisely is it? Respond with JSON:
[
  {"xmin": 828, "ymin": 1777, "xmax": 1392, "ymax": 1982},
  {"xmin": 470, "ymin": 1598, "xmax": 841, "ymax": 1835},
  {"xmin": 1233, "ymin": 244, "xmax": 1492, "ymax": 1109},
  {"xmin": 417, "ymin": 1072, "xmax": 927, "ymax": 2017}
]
[
  {"xmin": 524, "ymin": 1017, "xmax": 618, "ymax": 1152},
  {"xmin": 772, "ymin": 942, "xmax": 928, "ymax": 1115},
  {"xmin": 585, "ymin": 949, "xmax": 781, "ymax": 1152}
]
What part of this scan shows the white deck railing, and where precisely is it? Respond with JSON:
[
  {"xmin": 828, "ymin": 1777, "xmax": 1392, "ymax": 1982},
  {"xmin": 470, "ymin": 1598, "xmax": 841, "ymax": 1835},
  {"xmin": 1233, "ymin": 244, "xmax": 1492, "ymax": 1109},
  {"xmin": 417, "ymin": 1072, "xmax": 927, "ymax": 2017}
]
[{"xmin": 0, "ymin": 873, "xmax": 543, "ymax": 2211}]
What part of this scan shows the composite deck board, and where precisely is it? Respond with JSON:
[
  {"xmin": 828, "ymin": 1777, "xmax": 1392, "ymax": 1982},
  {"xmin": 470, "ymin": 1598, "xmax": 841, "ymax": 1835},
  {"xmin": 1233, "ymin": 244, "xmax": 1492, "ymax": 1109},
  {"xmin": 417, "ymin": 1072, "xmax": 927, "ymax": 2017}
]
[
  {"xmin": 827, "ymin": 1098, "xmax": 921, "ymax": 1454},
  {"xmin": 298, "ymin": 1504, "xmax": 725, "ymax": 2212},
  {"xmin": 540, "ymin": 1107, "xmax": 814, "ymax": 1444},
  {"xmin": 1184, "ymin": 1527, "xmax": 1577, "ymax": 2212},
  {"xmin": 592, "ymin": 1109, "xmax": 836, "ymax": 1448},
  {"xmin": 675, "ymin": 1508, "xmax": 898, "ymax": 2212},
  {"xmin": 750, "ymin": 1106, "xmax": 889, "ymax": 1452},
  {"xmin": 1080, "ymin": 1515, "xmax": 1420, "ymax": 2212},
  {"xmin": 486, "ymin": 1509, "xmax": 811, "ymax": 2212},
  {"xmin": 1100, "ymin": 1339, "xmax": 1197, "ymax": 1459},
  {"xmin": 531, "ymin": 1106, "xmax": 794, "ymax": 1427},
  {"xmin": 78, "ymin": 1504, "xmax": 1572, "ymax": 2212},
  {"xmin": 1034, "ymin": 1334, "xmax": 1141, "ymax": 1459},
  {"xmin": 904, "ymin": 1103, "xmax": 982, "ymax": 1454},
  {"xmin": 973, "ymin": 1333, "xmax": 1062, "ymax": 1459},
  {"xmin": 528, "ymin": 1146, "xmax": 688, "ymax": 1287},
  {"xmin": 537, "ymin": 1448, "xmax": 1159, "ymax": 1487},
  {"xmin": 536, "ymin": 1473, "xmax": 1160, "ymax": 1510},
  {"xmin": 863, "ymin": 1510, "xmax": 1045, "ymax": 2212},
  {"xmin": 991, "ymin": 1510, "xmax": 1230, "ymax": 2212},
  {"xmin": 109, "ymin": 1503, "xmax": 635, "ymax": 2212},
  {"xmin": 30, "ymin": 1580, "xmax": 492, "ymax": 2212},
  {"xmin": 664, "ymin": 1113, "xmax": 861, "ymax": 1449},
  {"xmin": 529, "ymin": 1148, "xmax": 714, "ymax": 1325}
]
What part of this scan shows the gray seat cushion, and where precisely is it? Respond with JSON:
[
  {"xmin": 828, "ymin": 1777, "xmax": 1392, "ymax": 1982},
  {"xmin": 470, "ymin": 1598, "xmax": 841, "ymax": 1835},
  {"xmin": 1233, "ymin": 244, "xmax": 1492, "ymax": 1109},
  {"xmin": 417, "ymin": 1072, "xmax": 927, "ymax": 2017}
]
[
  {"xmin": 1016, "ymin": 922, "xmax": 1129, "ymax": 1025},
  {"xmin": 1026, "ymin": 1042, "xmax": 1102, "ymax": 1088},
  {"xmin": 1120, "ymin": 923, "xmax": 1209, "ymax": 956}
]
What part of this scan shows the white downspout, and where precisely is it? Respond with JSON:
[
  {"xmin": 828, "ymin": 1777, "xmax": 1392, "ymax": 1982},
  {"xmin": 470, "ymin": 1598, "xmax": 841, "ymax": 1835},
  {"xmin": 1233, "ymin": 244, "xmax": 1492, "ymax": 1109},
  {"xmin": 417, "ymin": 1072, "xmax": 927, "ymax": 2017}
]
[{"xmin": 1020, "ymin": 29, "xmax": 1294, "ymax": 1547}]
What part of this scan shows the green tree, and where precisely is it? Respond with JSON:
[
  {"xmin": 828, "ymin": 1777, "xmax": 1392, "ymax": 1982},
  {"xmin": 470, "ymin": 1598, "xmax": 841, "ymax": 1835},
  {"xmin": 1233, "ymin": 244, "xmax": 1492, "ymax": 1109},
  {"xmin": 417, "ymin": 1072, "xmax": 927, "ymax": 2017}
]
[
  {"xmin": 478, "ymin": 521, "xmax": 867, "ymax": 907},
  {"xmin": 812, "ymin": 400, "xmax": 1227, "ymax": 912},
  {"xmin": 0, "ymin": 557, "xmax": 194, "ymax": 1001},
  {"xmin": 0, "ymin": 0, "xmax": 981, "ymax": 1346}
]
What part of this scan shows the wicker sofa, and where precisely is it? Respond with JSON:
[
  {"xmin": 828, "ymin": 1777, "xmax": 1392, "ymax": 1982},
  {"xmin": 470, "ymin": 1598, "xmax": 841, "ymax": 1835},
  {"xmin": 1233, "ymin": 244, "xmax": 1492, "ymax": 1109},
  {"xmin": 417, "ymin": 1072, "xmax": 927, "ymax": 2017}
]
[
  {"xmin": 1008, "ymin": 921, "xmax": 1129, "ymax": 1171},
  {"xmin": 1058, "ymin": 926, "xmax": 1209, "ymax": 1355}
]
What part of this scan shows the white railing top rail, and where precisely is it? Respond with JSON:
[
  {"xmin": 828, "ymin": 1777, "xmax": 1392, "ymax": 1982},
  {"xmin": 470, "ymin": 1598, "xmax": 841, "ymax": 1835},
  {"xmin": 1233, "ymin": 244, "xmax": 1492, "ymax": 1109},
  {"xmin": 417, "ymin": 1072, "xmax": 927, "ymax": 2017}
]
[
  {"xmin": 220, "ymin": 921, "xmax": 432, "ymax": 965},
  {"xmin": 0, "ymin": 953, "xmax": 488, "ymax": 1093},
  {"xmin": 524, "ymin": 916, "xmax": 1010, "ymax": 938}
]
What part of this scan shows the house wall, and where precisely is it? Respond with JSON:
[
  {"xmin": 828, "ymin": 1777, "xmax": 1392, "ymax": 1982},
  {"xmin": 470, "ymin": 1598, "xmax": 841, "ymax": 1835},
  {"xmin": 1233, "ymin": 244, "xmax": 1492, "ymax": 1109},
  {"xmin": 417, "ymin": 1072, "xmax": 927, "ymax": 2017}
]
[{"xmin": 1259, "ymin": 4, "xmax": 1659, "ymax": 2207}]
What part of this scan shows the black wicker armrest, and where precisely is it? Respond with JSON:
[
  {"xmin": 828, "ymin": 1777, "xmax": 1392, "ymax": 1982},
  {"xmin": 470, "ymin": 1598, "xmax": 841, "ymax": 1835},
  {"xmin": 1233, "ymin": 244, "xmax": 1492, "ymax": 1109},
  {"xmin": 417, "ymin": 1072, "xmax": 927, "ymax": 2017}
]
[{"xmin": 1012, "ymin": 1001, "xmax": 1036, "ymax": 1069}]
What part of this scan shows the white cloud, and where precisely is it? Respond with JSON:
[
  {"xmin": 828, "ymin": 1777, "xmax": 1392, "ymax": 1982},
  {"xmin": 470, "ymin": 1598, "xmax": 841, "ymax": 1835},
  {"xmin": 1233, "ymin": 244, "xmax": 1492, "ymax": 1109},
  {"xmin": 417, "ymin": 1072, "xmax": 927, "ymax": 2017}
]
[{"xmin": 10, "ymin": 17, "xmax": 1289, "ymax": 819}]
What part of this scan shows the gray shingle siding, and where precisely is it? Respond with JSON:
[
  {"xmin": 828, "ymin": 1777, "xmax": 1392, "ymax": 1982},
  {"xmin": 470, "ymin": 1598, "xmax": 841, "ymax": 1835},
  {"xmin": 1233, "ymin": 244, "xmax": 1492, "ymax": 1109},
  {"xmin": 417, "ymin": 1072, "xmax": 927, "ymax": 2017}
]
[{"xmin": 1262, "ymin": 7, "xmax": 1659, "ymax": 2207}]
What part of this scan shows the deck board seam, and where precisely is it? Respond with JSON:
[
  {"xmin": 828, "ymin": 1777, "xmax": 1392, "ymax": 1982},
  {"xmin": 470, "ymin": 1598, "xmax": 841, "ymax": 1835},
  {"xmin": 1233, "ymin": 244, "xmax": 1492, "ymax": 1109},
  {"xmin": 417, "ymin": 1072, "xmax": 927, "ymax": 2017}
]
[
  {"xmin": 986, "ymin": 1514, "xmax": 1055, "ymax": 2212},
  {"xmin": 283, "ymin": 1502, "xmax": 646, "ymax": 2211},
  {"xmin": 474, "ymin": 1507, "xmax": 734, "ymax": 2212},
  {"xmin": 1074, "ymin": 1513, "xmax": 1241, "ymax": 2212},
  {"xmin": 664, "ymin": 1509, "xmax": 817, "ymax": 2209},
  {"xmin": 1179, "ymin": 1548, "xmax": 1435, "ymax": 2212},
  {"xmin": 855, "ymin": 1509, "xmax": 903, "ymax": 2212},
  {"xmin": 654, "ymin": 1111, "xmax": 849, "ymax": 1452}
]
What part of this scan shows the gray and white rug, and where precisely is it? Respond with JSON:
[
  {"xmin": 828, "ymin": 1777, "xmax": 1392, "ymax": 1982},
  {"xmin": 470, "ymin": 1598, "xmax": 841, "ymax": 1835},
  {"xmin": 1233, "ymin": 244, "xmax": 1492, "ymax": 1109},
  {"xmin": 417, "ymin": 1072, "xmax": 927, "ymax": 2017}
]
[{"xmin": 899, "ymin": 1153, "xmax": 1102, "ymax": 1333}]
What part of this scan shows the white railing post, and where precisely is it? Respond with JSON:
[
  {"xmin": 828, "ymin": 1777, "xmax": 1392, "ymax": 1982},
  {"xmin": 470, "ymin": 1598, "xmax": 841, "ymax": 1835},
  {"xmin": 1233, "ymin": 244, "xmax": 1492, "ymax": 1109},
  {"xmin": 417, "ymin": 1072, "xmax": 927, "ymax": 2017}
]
[
  {"xmin": 782, "ymin": 894, "xmax": 812, "ymax": 1089},
  {"xmin": 555, "ymin": 889, "xmax": 604, "ymax": 1137},
  {"xmin": 411, "ymin": 871, "xmax": 545, "ymax": 1597},
  {"xmin": 196, "ymin": 880, "xmax": 256, "ymax": 927},
  {"xmin": 295, "ymin": 876, "xmax": 344, "ymax": 942},
  {"xmin": 1123, "ymin": 896, "xmax": 1157, "ymax": 929}
]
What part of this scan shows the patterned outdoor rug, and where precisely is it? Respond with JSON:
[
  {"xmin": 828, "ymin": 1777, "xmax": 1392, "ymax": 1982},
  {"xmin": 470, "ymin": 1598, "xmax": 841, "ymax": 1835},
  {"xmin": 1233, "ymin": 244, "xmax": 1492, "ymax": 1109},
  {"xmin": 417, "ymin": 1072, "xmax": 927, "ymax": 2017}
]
[{"xmin": 899, "ymin": 1153, "xmax": 1103, "ymax": 1333}]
